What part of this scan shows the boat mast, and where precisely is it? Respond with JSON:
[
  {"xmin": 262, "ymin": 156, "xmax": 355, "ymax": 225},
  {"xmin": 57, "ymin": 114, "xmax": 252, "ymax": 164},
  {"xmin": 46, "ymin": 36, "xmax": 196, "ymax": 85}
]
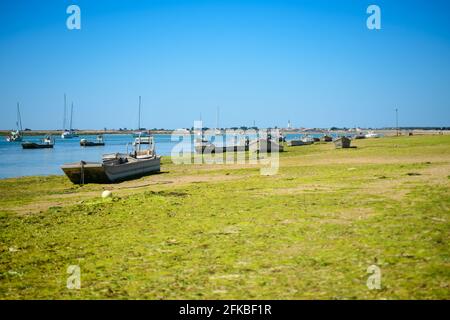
[
  {"xmin": 395, "ymin": 108, "xmax": 399, "ymax": 136},
  {"xmin": 70, "ymin": 102, "xmax": 73, "ymax": 132},
  {"xmin": 63, "ymin": 94, "xmax": 67, "ymax": 131},
  {"xmin": 17, "ymin": 102, "xmax": 23, "ymax": 131},
  {"xmin": 216, "ymin": 106, "xmax": 220, "ymax": 131},
  {"xmin": 138, "ymin": 96, "xmax": 142, "ymax": 131}
]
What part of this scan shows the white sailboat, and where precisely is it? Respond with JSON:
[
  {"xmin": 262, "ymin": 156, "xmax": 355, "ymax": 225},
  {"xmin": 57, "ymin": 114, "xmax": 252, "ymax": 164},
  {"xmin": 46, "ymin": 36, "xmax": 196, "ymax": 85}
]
[
  {"xmin": 6, "ymin": 103, "xmax": 23, "ymax": 142},
  {"xmin": 61, "ymin": 95, "xmax": 77, "ymax": 138}
]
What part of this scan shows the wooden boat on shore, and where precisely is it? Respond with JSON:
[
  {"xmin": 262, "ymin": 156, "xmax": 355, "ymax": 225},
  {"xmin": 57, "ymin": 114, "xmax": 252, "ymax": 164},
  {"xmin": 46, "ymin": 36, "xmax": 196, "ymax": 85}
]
[
  {"xmin": 322, "ymin": 135, "xmax": 333, "ymax": 142},
  {"xmin": 287, "ymin": 135, "xmax": 314, "ymax": 147},
  {"xmin": 61, "ymin": 138, "xmax": 160, "ymax": 184},
  {"xmin": 249, "ymin": 138, "xmax": 284, "ymax": 153},
  {"xmin": 195, "ymin": 143, "xmax": 249, "ymax": 154},
  {"xmin": 287, "ymin": 139, "xmax": 313, "ymax": 147},
  {"xmin": 195, "ymin": 137, "xmax": 250, "ymax": 154},
  {"xmin": 80, "ymin": 135, "xmax": 105, "ymax": 147},
  {"xmin": 22, "ymin": 135, "xmax": 54, "ymax": 149},
  {"xmin": 334, "ymin": 137, "xmax": 352, "ymax": 149}
]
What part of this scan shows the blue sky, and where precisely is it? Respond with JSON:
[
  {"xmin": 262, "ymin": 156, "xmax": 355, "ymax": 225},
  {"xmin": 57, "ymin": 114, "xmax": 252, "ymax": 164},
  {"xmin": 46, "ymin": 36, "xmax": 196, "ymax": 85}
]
[{"xmin": 0, "ymin": 0, "xmax": 449, "ymax": 130}]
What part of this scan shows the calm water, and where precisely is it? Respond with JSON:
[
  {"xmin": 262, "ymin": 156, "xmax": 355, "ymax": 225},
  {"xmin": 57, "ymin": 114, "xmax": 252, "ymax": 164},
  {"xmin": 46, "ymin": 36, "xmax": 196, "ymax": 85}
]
[{"xmin": 0, "ymin": 133, "xmax": 338, "ymax": 179}]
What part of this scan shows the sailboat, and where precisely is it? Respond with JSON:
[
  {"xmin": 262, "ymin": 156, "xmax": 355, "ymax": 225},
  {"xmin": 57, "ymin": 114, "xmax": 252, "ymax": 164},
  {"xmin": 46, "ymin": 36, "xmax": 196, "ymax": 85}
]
[
  {"xmin": 61, "ymin": 96, "xmax": 78, "ymax": 138},
  {"xmin": 132, "ymin": 96, "xmax": 150, "ymax": 138},
  {"xmin": 6, "ymin": 103, "xmax": 23, "ymax": 142}
]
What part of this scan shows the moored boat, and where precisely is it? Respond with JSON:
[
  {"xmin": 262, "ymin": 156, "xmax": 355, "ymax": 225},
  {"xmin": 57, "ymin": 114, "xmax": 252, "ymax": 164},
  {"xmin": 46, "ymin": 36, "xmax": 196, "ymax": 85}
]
[
  {"xmin": 80, "ymin": 135, "xmax": 105, "ymax": 146},
  {"xmin": 133, "ymin": 136, "xmax": 151, "ymax": 145},
  {"xmin": 22, "ymin": 135, "xmax": 54, "ymax": 149}
]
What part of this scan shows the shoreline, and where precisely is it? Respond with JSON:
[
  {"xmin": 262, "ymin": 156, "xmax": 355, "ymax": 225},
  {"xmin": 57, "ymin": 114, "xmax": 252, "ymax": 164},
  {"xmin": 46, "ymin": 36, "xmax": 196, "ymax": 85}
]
[{"xmin": 1, "ymin": 129, "xmax": 449, "ymax": 137}]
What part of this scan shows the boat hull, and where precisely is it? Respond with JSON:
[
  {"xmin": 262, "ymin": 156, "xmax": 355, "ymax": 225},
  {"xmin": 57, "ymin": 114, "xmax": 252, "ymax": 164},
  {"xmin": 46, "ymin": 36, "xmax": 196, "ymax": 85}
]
[
  {"xmin": 104, "ymin": 157, "xmax": 160, "ymax": 182},
  {"xmin": 61, "ymin": 157, "xmax": 161, "ymax": 184},
  {"xmin": 195, "ymin": 144, "xmax": 248, "ymax": 154},
  {"xmin": 80, "ymin": 141, "xmax": 105, "ymax": 147},
  {"xmin": 22, "ymin": 142, "xmax": 53, "ymax": 149},
  {"xmin": 287, "ymin": 140, "xmax": 313, "ymax": 147},
  {"xmin": 61, "ymin": 162, "xmax": 109, "ymax": 184},
  {"xmin": 334, "ymin": 137, "xmax": 352, "ymax": 148}
]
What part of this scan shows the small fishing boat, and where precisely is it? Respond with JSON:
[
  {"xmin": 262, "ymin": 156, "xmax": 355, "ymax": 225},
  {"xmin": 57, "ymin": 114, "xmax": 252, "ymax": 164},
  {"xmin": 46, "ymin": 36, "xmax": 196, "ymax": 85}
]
[
  {"xmin": 80, "ymin": 135, "xmax": 105, "ymax": 147},
  {"xmin": 22, "ymin": 135, "xmax": 54, "ymax": 149},
  {"xmin": 61, "ymin": 137, "xmax": 160, "ymax": 184},
  {"xmin": 334, "ymin": 137, "xmax": 352, "ymax": 149}
]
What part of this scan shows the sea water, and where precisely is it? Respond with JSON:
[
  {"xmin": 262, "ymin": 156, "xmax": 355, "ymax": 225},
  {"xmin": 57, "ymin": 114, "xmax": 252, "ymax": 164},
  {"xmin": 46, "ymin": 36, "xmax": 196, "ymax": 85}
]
[{"xmin": 0, "ymin": 133, "xmax": 337, "ymax": 178}]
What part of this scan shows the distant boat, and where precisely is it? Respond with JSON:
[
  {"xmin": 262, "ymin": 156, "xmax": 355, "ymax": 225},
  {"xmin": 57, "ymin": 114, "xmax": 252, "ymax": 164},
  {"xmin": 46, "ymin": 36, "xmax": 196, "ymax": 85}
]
[
  {"xmin": 195, "ymin": 140, "xmax": 249, "ymax": 154},
  {"xmin": 287, "ymin": 139, "xmax": 313, "ymax": 147},
  {"xmin": 61, "ymin": 97, "xmax": 78, "ymax": 139},
  {"xmin": 61, "ymin": 137, "xmax": 160, "ymax": 184},
  {"xmin": 287, "ymin": 135, "xmax": 314, "ymax": 146},
  {"xmin": 301, "ymin": 135, "xmax": 315, "ymax": 144},
  {"xmin": 6, "ymin": 103, "xmax": 23, "ymax": 142},
  {"xmin": 249, "ymin": 138, "xmax": 284, "ymax": 153},
  {"xmin": 133, "ymin": 136, "xmax": 151, "ymax": 145},
  {"xmin": 22, "ymin": 135, "xmax": 54, "ymax": 149},
  {"xmin": 132, "ymin": 96, "xmax": 150, "ymax": 138},
  {"xmin": 80, "ymin": 135, "xmax": 105, "ymax": 147},
  {"xmin": 365, "ymin": 131, "xmax": 380, "ymax": 138},
  {"xmin": 322, "ymin": 135, "xmax": 333, "ymax": 142},
  {"xmin": 334, "ymin": 137, "xmax": 352, "ymax": 149},
  {"xmin": 132, "ymin": 131, "xmax": 150, "ymax": 138}
]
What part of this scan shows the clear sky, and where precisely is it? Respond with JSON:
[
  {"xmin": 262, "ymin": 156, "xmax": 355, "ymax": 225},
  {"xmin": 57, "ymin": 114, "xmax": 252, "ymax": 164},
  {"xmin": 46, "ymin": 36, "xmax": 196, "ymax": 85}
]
[{"xmin": 0, "ymin": 0, "xmax": 449, "ymax": 130}]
